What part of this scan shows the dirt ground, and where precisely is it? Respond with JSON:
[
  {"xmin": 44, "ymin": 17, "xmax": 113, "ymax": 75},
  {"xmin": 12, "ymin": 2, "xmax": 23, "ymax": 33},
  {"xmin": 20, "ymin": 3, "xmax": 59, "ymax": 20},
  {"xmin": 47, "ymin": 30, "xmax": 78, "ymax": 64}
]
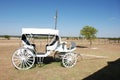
[{"xmin": 0, "ymin": 39, "xmax": 120, "ymax": 80}]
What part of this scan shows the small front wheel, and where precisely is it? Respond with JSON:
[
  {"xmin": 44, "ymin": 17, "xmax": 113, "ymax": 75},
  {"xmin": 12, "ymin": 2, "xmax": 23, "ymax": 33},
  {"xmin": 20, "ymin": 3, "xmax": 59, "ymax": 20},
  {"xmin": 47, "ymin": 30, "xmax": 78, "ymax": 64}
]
[
  {"xmin": 12, "ymin": 48, "xmax": 35, "ymax": 70},
  {"xmin": 62, "ymin": 52, "xmax": 77, "ymax": 68}
]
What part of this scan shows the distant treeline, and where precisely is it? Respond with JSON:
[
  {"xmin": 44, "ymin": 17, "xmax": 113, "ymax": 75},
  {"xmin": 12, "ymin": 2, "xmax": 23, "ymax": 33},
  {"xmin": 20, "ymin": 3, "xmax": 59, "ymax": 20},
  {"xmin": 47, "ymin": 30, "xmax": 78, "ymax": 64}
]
[
  {"xmin": 108, "ymin": 38, "xmax": 120, "ymax": 40},
  {"xmin": 0, "ymin": 35, "xmax": 20, "ymax": 38},
  {"xmin": 0, "ymin": 35, "xmax": 20, "ymax": 40},
  {"xmin": 0, "ymin": 35, "xmax": 120, "ymax": 40},
  {"xmin": 62, "ymin": 37, "xmax": 120, "ymax": 40},
  {"xmin": 107, "ymin": 38, "xmax": 120, "ymax": 44}
]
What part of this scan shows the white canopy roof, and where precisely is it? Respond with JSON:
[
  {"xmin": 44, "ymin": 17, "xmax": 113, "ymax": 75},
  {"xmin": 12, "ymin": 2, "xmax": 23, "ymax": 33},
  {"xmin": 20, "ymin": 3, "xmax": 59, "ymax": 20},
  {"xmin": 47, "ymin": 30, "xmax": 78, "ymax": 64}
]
[{"xmin": 22, "ymin": 28, "xmax": 59, "ymax": 35}]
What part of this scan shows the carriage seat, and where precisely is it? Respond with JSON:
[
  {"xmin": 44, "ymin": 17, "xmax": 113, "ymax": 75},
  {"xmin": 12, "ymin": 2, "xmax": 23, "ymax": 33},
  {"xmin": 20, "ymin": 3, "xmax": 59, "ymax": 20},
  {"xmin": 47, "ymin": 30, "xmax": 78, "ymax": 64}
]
[
  {"xmin": 69, "ymin": 42, "xmax": 76, "ymax": 50},
  {"xmin": 46, "ymin": 36, "xmax": 59, "ymax": 51},
  {"xmin": 21, "ymin": 34, "xmax": 35, "ymax": 48}
]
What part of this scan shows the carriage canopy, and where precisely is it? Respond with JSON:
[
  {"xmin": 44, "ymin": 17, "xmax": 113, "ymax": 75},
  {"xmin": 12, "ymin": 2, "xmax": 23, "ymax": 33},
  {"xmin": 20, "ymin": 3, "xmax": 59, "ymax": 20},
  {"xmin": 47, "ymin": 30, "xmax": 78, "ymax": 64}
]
[{"xmin": 22, "ymin": 28, "xmax": 59, "ymax": 35}]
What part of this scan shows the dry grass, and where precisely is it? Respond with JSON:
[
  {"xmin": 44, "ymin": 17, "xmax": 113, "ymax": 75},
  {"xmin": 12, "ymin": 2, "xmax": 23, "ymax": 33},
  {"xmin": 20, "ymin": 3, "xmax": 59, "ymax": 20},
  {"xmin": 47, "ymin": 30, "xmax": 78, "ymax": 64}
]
[{"xmin": 0, "ymin": 39, "xmax": 120, "ymax": 80}]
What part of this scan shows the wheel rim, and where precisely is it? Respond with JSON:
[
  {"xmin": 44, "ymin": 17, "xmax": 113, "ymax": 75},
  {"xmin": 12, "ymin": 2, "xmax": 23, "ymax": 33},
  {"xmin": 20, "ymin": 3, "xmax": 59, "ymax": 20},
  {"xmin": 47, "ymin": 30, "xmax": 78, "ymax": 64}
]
[
  {"xmin": 62, "ymin": 53, "xmax": 77, "ymax": 68},
  {"xmin": 12, "ymin": 48, "xmax": 35, "ymax": 70}
]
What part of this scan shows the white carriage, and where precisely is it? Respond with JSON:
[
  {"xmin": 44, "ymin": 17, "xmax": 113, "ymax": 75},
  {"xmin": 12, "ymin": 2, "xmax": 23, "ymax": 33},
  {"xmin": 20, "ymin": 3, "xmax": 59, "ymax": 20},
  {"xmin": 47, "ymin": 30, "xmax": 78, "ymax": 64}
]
[{"xmin": 12, "ymin": 28, "xmax": 78, "ymax": 70}]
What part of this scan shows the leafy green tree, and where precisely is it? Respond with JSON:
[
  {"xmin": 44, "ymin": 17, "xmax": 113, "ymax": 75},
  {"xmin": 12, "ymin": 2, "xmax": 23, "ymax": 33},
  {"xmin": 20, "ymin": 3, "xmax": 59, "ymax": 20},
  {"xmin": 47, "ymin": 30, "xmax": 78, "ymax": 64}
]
[{"xmin": 80, "ymin": 26, "xmax": 98, "ymax": 47}]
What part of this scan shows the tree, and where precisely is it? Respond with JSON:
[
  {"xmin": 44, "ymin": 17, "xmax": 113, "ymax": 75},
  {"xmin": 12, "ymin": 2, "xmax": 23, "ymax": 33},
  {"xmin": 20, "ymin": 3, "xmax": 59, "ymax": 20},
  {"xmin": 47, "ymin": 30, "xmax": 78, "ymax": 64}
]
[{"xmin": 80, "ymin": 26, "xmax": 98, "ymax": 47}]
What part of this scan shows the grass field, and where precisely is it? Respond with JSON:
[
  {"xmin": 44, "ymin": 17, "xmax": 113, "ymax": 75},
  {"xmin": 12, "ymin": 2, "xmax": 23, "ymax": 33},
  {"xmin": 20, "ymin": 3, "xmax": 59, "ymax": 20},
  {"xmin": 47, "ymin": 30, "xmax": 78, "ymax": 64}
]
[{"xmin": 0, "ymin": 38, "xmax": 120, "ymax": 80}]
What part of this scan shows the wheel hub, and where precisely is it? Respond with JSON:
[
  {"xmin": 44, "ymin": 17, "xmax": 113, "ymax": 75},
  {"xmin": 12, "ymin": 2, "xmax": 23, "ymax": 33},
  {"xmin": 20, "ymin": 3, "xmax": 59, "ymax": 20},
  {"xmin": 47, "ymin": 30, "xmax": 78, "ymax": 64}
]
[{"xmin": 67, "ymin": 57, "xmax": 73, "ymax": 63}]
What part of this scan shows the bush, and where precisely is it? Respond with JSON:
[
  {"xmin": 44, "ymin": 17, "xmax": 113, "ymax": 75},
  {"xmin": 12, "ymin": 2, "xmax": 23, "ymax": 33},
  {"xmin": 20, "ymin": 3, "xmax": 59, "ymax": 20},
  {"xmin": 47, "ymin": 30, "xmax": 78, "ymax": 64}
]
[{"xmin": 4, "ymin": 35, "xmax": 10, "ymax": 40}]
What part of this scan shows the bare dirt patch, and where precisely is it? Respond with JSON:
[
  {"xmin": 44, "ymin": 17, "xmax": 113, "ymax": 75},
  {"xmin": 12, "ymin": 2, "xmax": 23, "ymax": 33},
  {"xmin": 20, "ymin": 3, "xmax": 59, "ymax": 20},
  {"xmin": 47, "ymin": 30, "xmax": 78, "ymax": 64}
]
[{"xmin": 0, "ymin": 39, "xmax": 120, "ymax": 80}]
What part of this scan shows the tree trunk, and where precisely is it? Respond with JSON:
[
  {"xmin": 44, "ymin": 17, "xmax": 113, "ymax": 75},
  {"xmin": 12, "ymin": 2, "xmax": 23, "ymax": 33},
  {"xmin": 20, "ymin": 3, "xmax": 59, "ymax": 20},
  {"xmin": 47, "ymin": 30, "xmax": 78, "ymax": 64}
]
[{"xmin": 90, "ymin": 39, "xmax": 92, "ymax": 48}]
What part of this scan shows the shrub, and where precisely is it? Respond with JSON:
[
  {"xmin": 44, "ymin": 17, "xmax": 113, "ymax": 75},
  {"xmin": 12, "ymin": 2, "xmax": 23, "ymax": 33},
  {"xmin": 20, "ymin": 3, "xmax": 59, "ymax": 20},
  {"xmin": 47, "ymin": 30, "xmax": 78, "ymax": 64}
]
[{"xmin": 4, "ymin": 35, "xmax": 10, "ymax": 40}]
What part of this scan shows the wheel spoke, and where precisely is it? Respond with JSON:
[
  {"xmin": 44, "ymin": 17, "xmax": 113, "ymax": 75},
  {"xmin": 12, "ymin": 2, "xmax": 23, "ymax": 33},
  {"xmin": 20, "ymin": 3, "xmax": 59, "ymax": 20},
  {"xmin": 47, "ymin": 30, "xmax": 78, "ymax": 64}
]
[
  {"xmin": 26, "ymin": 60, "xmax": 33, "ymax": 67},
  {"xmin": 19, "ymin": 63, "xmax": 22, "ymax": 68},
  {"xmin": 27, "ymin": 57, "xmax": 34, "ymax": 61},
  {"xmin": 27, "ymin": 59, "xmax": 34, "ymax": 64},
  {"xmin": 23, "ymin": 61, "xmax": 26, "ymax": 69}
]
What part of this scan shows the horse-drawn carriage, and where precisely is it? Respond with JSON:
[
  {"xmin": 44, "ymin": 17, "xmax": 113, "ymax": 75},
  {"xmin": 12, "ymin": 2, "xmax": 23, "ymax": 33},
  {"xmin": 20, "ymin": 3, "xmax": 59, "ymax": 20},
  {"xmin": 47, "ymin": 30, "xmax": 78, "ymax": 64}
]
[{"xmin": 12, "ymin": 28, "xmax": 78, "ymax": 70}]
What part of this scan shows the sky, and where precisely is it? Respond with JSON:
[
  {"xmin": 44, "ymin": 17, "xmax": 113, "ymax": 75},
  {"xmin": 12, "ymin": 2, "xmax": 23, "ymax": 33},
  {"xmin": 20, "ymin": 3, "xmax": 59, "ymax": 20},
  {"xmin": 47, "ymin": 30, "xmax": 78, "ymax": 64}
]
[{"xmin": 0, "ymin": 0, "xmax": 120, "ymax": 37}]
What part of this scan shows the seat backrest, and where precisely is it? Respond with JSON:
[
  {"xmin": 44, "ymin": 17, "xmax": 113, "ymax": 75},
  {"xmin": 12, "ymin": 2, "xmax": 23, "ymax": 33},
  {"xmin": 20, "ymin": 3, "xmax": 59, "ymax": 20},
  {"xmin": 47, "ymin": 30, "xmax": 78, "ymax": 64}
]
[
  {"xmin": 21, "ymin": 34, "xmax": 30, "ymax": 45},
  {"xmin": 49, "ymin": 36, "xmax": 59, "ymax": 46},
  {"xmin": 70, "ymin": 42, "xmax": 76, "ymax": 49},
  {"xmin": 46, "ymin": 36, "xmax": 60, "ymax": 51}
]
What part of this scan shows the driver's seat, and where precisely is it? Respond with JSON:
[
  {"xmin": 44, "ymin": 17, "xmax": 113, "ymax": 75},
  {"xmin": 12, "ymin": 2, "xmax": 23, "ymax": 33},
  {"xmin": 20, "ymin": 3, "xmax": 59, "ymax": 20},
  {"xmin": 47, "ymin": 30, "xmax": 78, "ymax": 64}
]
[
  {"xmin": 21, "ymin": 34, "xmax": 30, "ymax": 45},
  {"xmin": 21, "ymin": 34, "xmax": 35, "ymax": 50}
]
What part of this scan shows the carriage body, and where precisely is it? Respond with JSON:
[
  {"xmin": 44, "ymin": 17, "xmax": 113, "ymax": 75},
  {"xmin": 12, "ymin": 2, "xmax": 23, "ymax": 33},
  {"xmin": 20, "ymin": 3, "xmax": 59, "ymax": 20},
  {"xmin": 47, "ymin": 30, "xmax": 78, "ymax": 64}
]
[{"xmin": 12, "ymin": 28, "xmax": 77, "ymax": 70}]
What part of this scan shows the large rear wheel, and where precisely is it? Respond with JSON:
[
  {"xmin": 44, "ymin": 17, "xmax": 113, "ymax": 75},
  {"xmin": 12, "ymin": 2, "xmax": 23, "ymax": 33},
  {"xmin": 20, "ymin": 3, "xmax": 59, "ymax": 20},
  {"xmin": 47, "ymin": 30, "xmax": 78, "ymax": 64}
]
[{"xmin": 12, "ymin": 48, "xmax": 35, "ymax": 70}]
